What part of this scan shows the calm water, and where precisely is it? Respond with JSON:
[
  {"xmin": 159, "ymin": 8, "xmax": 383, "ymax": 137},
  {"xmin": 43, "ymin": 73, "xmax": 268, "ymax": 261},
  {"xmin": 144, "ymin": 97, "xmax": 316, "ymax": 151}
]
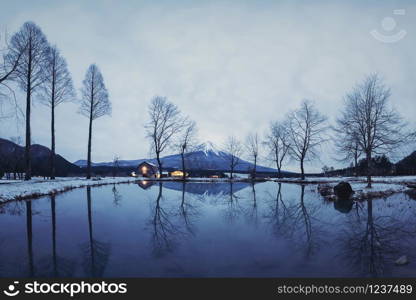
[{"xmin": 0, "ymin": 181, "xmax": 415, "ymax": 277}]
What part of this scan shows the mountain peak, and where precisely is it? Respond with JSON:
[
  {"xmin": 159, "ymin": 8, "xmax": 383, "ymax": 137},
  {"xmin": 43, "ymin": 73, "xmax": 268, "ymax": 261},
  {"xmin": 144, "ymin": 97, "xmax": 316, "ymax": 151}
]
[{"xmin": 200, "ymin": 141, "xmax": 223, "ymax": 156}]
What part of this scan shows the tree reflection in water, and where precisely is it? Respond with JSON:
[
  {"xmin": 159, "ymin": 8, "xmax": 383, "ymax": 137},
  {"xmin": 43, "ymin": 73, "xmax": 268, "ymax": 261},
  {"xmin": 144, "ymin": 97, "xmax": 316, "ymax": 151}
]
[
  {"xmin": 264, "ymin": 184, "xmax": 325, "ymax": 258},
  {"xmin": 26, "ymin": 201, "xmax": 34, "ymax": 277},
  {"xmin": 37, "ymin": 195, "xmax": 74, "ymax": 277},
  {"xmin": 111, "ymin": 184, "xmax": 122, "ymax": 207},
  {"xmin": 176, "ymin": 182, "xmax": 200, "ymax": 237},
  {"xmin": 338, "ymin": 198, "xmax": 416, "ymax": 277},
  {"xmin": 81, "ymin": 187, "xmax": 110, "ymax": 277},
  {"xmin": 244, "ymin": 183, "xmax": 259, "ymax": 227},
  {"xmin": 264, "ymin": 183, "xmax": 290, "ymax": 237},
  {"xmin": 148, "ymin": 183, "xmax": 185, "ymax": 258},
  {"xmin": 222, "ymin": 182, "xmax": 244, "ymax": 224}
]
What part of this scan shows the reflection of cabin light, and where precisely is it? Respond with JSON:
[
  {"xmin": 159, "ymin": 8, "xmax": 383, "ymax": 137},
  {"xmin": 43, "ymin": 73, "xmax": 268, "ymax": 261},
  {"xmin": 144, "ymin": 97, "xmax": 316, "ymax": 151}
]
[
  {"xmin": 131, "ymin": 171, "xmax": 136, "ymax": 177},
  {"xmin": 140, "ymin": 180, "xmax": 147, "ymax": 185}
]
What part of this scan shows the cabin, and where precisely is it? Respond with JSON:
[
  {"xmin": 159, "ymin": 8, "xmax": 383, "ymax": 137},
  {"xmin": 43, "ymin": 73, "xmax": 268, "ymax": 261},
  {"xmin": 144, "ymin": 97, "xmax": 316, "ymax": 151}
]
[
  {"xmin": 169, "ymin": 170, "xmax": 189, "ymax": 178},
  {"xmin": 137, "ymin": 161, "xmax": 158, "ymax": 177}
]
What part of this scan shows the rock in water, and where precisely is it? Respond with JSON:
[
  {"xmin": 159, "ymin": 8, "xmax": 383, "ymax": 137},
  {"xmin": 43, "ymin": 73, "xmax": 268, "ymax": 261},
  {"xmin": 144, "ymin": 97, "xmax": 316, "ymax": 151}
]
[
  {"xmin": 333, "ymin": 181, "xmax": 354, "ymax": 199},
  {"xmin": 395, "ymin": 255, "xmax": 409, "ymax": 266}
]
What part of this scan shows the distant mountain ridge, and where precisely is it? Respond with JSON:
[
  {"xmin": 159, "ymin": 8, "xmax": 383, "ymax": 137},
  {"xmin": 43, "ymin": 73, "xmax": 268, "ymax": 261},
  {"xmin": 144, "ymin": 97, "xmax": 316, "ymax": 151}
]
[
  {"xmin": 74, "ymin": 142, "xmax": 291, "ymax": 174},
  {"xmin": 0, "ymin": 138, "xmax": 80, "ymax": 176}
]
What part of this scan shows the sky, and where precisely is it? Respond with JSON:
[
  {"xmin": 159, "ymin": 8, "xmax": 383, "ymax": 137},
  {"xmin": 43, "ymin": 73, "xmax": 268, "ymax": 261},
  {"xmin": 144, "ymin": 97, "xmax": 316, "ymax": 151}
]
[{"xmin": 0, "ymin": 0, "xmax": 415, "ymax": 172}]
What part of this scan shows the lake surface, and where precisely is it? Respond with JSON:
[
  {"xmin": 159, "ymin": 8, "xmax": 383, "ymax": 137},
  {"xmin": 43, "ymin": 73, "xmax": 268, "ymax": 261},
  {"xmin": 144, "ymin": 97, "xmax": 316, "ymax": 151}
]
[{"xmin": 0, "ymin": 181, "xmax": 415, "ymax": 277}]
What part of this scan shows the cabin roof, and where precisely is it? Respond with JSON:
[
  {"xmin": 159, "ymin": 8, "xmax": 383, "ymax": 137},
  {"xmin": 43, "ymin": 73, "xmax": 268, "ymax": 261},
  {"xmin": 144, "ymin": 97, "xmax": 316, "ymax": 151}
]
[{"xmin": 138, "ymin": 161, "xmax": 157, "ymax": 168}]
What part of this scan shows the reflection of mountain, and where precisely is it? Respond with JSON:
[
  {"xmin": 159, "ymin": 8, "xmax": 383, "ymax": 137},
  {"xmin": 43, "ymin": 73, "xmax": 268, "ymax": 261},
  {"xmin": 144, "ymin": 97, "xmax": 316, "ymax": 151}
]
[{"xmin": 161, "ymin": 181, "xmax": 251, "ymax": 196}]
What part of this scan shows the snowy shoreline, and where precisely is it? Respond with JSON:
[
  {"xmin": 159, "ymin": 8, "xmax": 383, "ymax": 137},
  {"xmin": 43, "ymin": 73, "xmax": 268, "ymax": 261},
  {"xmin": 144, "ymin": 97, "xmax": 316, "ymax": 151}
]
[
  {"xmin": 1, "ymin": 175, "xmax": 415, "ymax": 203},
  {"xmin": 0, "ymin": 177, "xmax": 140, "ymax": 202}
]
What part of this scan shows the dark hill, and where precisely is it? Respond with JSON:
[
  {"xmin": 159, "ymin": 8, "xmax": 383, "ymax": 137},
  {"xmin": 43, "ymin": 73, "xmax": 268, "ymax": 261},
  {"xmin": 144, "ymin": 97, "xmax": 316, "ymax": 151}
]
[
  {"xmin": 0, "ymin": 138, "xmax": 80, "ymax": 177},
  {"xmin": 396, "ymin": 151, "xmax": 416, "ymax": 175}
]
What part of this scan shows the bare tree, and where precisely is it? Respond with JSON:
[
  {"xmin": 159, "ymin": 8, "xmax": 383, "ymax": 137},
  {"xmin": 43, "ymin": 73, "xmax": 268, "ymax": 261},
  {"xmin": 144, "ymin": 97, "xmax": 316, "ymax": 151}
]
[
  {"xmin": 336, "ymin": 74, "xmax": 409, "ymax": 187},
  {"xmin": 6, "ymin": 22, "xmax": 49, "ymax": 180},
  {"xmin": 333, "ymin": 127, "xmax": 362, "ymax": 177},
  {"xmin": 1, "ymin": 30, "xmax": 25, "ymax": 84},
  {"xmin": 245, "ymin": 132, "xmax": 259, "ymax": 179},
  {"xmin": 79, "ymin": 64, "xmax": 111, "ymax": 179},
  {"xmin": 38, "ymin": 45, "xmax": 75, "ymax": 179},
  {"xmin": 287, "ymin": 100, "xmax": 328, "ymax": 180},
  {"xmin": 145, "ymin": 96, "xmax": 185, "ymax": 175},
  {"xmin": 112, "ymin": 155, "xmax": 121, "ymax": 178},
  {"xmin": 176, "ymin": 120, "xmax": 198, "ymax": 180},
  {"xmin": 264, "ymin": 120, "xmax": 290, "ymax": 178},
  {"xmin": 223, "ymin": 136, "xmax": 243, "ymax": 179}
]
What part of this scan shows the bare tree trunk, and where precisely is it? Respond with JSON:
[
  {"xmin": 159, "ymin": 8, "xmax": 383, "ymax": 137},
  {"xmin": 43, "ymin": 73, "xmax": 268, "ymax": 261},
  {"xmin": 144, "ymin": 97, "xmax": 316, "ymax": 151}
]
[
  {"xmin": 181, "ymin": 152, "xmax": 186, "ymax": 181},
  {"xmin": 86, "ymin": 110, "xmax": 93, "ymax": 179},
  {"xmin": 50, "ymin": 104, "xmax": 56, "ymax": 179},
  {"xmin": 156, "ymin": 153, "xmax": 162, "ymax": 177},
  {"xmin": 253, "ymin": 156, "xmax": 257, "ymax": 179},
  {"xmin": 275, "ymin": 149, "xmax": 281, "ymax": 178},
  {"xmin": 24, "ymin": 52, "xmax": 32, "ymax": 181},
  {"xmin": 300, "ymin": 158, "xmax": 305, "ymax": 180},
  {"xmin": 366, "ymin": 151, "xmax": 372, "ymax": 188},
  {"xmin": 354, "ymin": 151, "xmax": 358, "ymax": 177},
  {"xmin": 50, "ymin": 70, "xmax": 56, "ymax": 180}
]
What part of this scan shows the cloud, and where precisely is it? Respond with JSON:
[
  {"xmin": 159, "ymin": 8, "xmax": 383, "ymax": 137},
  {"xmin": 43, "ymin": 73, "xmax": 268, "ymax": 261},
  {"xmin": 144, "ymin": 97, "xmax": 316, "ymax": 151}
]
[{"xmin": 1, "ymin": 0, "xmax": 415, "ymax": 172}]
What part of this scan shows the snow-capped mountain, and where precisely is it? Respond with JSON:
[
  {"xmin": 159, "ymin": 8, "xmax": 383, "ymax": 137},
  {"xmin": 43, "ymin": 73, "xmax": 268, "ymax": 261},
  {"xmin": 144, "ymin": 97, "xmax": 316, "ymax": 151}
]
[{"xmin": 74, "ymin": 142, "xmax": 288, "ymax": 174}]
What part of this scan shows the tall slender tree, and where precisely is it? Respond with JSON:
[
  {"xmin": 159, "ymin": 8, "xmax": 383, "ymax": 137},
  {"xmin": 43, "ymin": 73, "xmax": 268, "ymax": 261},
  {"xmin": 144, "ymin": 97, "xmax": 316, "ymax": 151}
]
[
  {"xmin": 39, "ymin": 45, "xmax": 75, "ymax": 179},
  {"xmin": 145, "ymin": 96, "xmax": 186, "ymax": 175},
  {"xmin": 265, "ymin": 120, "xmax": 290, "ymax": 178},
  {"xmin": 245, "ymin": 132, "xmax": 259, "ymax": 179},
  {"xmin": 79, "ymin": 64, "xmax": 111, "ymax": 179},
  {"xmin": 176, "ymin": 120, "xmax": 198, "ymax": 180},
  {"xmin": 287, "ymin": 100, "xmax": 328, "ymax": 180},
  {"xmin": 7, "ymin": 22, "xmax": 49, "ymax": 180},
  {"xmin": 223, "ymin": 136, "xmax": 243, "ymax": 179}
]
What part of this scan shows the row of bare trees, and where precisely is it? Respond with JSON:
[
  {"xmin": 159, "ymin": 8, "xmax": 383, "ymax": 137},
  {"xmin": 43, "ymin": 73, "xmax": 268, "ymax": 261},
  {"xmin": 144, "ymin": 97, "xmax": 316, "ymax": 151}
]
[
  {"xmin": 1, "ymin": 21, "xmax": 111, "ymax": 180},
  {"xmin": 144, "ymin": 95, "xmax": 328, "ymax": 180},
  {"xmin": 145, "ymin": 74, "xmax": 414, "ymax": 186},
  {"xmin": 145, "ymin": 96, "xmax": 198, "ymax": 180},
  {"xmin": 223, "ymin": 100, "xmax": 328, "ymax": 180}
]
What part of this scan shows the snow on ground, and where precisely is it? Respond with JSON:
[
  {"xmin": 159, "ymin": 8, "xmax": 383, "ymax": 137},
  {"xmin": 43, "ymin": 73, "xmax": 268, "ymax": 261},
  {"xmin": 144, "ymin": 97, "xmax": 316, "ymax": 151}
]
[
  {"xmin": 1, "ymin": 175, "xmax": 415, "ymax": 202},
  {"xmin": 0, "ymin": 177, "xmax": 139, "ymax": 202},
  {"xmin": 276, "ymin": 176, "xmax": 416, "ymax": 184}
]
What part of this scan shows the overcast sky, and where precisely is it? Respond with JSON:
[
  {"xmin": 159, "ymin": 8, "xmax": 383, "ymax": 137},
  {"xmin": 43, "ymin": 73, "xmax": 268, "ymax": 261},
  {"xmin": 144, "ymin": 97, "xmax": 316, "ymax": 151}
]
[{"xmin": 1, "ymin": 0, "xmax": 415, "ymax": 172}]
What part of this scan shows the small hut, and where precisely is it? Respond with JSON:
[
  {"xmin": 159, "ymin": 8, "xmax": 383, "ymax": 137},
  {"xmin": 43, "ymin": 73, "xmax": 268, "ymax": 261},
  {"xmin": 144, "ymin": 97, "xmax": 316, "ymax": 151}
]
[{"xmin": 137, "ymin": 161, "xmax": 158, "ymax": 177}]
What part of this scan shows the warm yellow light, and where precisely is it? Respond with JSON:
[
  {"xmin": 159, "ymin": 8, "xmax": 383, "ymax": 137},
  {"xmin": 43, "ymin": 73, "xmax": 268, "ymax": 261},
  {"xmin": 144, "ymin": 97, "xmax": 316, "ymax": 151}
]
[
  {"xmin": 171, "ymin": 171, "xmax": 185, "ymax": 177},
  {"xmin": 142, "ymin": 166, "xmax": 147, "ymax": 173}
]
